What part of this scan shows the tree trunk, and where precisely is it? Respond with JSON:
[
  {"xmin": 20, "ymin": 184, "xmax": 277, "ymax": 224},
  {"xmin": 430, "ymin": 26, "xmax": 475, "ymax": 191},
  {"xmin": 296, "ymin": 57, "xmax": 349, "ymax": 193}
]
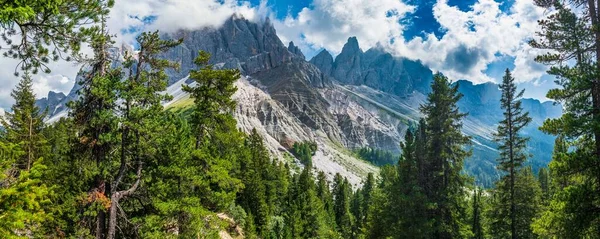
[
  {"xmin": 96, "ymin": 211, "xmax": 106, "ymax": 239},
  {"xmin": 106, "ymin": 163, "xmax": 142, "ymax": 239},
  {"xmin": 27, "ymin": 115, "xmax": 32, "ymax": 171}
]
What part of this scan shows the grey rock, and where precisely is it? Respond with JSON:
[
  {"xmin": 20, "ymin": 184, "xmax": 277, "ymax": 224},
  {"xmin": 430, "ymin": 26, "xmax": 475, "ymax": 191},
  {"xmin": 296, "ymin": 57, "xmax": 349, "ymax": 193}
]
[
  {"xmin": 287, "ymin": 41, "xmax": 305, "ymax": 60},
  {"xmin": 311, "ymin": 37, "xmax": 433, "ymax": 97},
  {"xmin": 309, "ymin": 50, "xmax": 334, "ymax": 77}
]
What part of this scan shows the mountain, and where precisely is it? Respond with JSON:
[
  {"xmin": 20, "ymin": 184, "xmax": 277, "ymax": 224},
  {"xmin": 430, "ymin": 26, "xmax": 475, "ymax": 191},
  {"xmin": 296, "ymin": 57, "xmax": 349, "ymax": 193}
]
[
  {"xmin": 37, "ymin": 15, "xmax": 561, "ymax": 187},
  {"xmin": 310, "ymin": 37, "xmax": 433, "ymax": 96}
]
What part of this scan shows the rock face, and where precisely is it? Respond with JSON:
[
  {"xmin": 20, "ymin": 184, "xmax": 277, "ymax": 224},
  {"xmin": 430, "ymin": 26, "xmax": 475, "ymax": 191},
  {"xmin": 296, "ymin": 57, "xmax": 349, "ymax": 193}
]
[
  {"xmin": 36, "ymin": 91, "xmax": 66, "ymax": 115},
  {"xmin": 311, "ymin": 37, "xmax": 433, "ymax": 97},
  {"xmin": 287, "ymin": 41, "xmax": 305, "ymax": 60},
  {"xmin": 161, "ymin": 16, "xmax": 304, "ymax": 84}
]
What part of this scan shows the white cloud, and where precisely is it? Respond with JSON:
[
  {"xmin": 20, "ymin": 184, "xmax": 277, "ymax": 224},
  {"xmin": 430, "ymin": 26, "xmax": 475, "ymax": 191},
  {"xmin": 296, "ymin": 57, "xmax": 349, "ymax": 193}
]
[
  {"xmin": 107, "ymin": 0, "xmax": 265, "ymax": 46},
  {"xmin": 273, "ymin": 0, "xmax": 414, "ymax": 55},
  {"xmin": 390, "ymin": 0, "xmax": 548, "ymax": 83}
]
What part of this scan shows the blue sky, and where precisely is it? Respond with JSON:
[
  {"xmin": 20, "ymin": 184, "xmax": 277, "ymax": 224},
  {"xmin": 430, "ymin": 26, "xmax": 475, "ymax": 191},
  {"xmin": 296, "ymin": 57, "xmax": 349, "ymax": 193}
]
[{"xmin": 0, "ymin": 0, "xmax": 557, "ymax": 111}]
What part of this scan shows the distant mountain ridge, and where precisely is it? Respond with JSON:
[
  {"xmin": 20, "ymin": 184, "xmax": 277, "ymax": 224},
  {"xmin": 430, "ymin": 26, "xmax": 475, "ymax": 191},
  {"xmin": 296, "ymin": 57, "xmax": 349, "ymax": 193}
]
[{"xmin": 35, "ymin": 15, "xmax": 561, "ymax": 186}]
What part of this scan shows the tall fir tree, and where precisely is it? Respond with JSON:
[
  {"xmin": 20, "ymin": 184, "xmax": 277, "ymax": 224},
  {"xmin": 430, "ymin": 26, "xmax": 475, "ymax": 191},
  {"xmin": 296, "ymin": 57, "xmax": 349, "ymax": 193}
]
[
  {"xmin": 1, "ymin": 73, "xmax": 47, "ymax": 171},
  {"xmin": 420, "ymin": 73, "xmax": 472, "ymax": 238},
  {"xmin": 471, "ymin": 187, "xmax": 484, "ymax": 239},
  {"xmin": 333, "ymin": 173, "xmax": 354, "ymax": 238},
  {"xmin": 531, "ymin": 1, "xmax": 600, "ymax": 236},
  {"xmin": 492, "ymin": 69, "xmax": 532, "ymax": 239},
  {"xmin": 538, "ymin": 167, "xmax": 551, "ymax": 203}
]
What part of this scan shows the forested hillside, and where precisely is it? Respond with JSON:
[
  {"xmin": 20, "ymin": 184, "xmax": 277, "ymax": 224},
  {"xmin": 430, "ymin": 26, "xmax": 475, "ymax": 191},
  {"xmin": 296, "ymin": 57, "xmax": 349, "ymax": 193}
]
[{"xmin": 1, "ymin": 0, "xmax": 599, "ymax": 238}]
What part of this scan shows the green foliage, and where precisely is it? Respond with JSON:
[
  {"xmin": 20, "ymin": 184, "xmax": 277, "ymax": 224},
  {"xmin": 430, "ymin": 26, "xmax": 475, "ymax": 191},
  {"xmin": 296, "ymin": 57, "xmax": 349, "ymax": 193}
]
[
  {"xmin": 1, "ymin": 74, "xmax": 47, "ymax": 171},
  {"xmin": 491, "ymin": 69, "xmax": 536, "ymax": 239},
  {"xmin": 420, "ymin": 73, "xmax": 473, "ymax": 238},
  {"xmin": 291, "ymin": 141, "xmax": 318, "ymax": 166},
  {"xmin": 0, "ymin": 0, "xmax": 113, "ymax": 75},
  {"xmin": 354, "ymin": 147, "xmax": 396, "ymax": 166},
  {"xmin": 530, "ymin": 1, "xmax": 600, "ymax": 236},
  {"xmin": 183, "ymin": 50, "xmax": 240, "ymax": 149},
  {"xmin": 488, "ymin": 167, "xmax": 542, "ymax": 239},
  {"xmin": 0, "ymin": 142, "xmax": 52, "ymax": 238},
  {"xmin": 471, "ymin": 187, "xmax": 484, "ymax": 239}
]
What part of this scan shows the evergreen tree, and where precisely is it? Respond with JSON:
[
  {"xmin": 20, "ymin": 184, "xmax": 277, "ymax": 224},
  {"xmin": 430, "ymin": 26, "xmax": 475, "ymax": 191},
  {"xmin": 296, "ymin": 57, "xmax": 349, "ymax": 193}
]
[
  {"xmin": 531, "ymin": 1, "xmax": 600, "ymax": 236},
  {"xmin": 492, "ymin": 69, "xmax": 532, "ymax": 239},
  {"xmin": 0, "ymin": 0, "xmax": 112, "ymax": 75},
  {"xmin": 392, "ymin": 129, "xmax": 429, "ymax": 238},
  {"xmin": 1, "ymin": 74, "xmax": 47, "ymax": 171},
  {"xmin": 316, "ymin": 171, "xmax": 336, "ymax": 227},
  {"xmin": 420, "ymin": 73, "xmax": 472, "ymax": 238},
  {"xmin": 333, "ymin": 173, "xmax": 354, "ymax": 238},
  {"xmin": 538, "ymin": 167, "xmax": 550, "ymax": 203},
  {"xmin": 0, "ymin": 142, "xmax": 51, "ymax": 238},
  {"xmin": 471, "ymin": 187, "xmax": 484, "ymax": 239},
  {"xmin": 182, "ymin": 50, "xmax": 240, "ymax": 149}
]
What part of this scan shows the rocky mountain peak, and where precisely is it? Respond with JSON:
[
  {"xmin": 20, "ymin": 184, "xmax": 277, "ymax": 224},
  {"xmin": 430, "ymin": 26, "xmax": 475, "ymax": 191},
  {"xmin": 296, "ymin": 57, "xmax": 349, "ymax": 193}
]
[
  {"xmin": 288, "ymin": 41, "xmax": 305, "ymax": 60},
  {"xmin": 341, "ymin": 36, "xmax": 361, "ymax": 55},
  {"xmin": 309, "ymin": 49, "xmax": 334, "ymax": 76}
]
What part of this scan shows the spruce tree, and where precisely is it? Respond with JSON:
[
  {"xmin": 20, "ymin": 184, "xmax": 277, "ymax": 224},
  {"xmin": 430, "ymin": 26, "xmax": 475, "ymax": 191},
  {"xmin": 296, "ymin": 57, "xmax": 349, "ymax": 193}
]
[
  {"xmin": 492, "ymin": 69, "xmax": 532, "ymax": 239},
  {"xmin": 420, "ymin": 73, "xmax": 472, "ymax": 238},
  {"xmin": 538, "ymin": 167, "xmax": 550, "ymax": 203},
  {"xmin": 333, "ymin": 173, "xmax": 354, "ymax": 238},
  {"xmin": 182, "ymin": 50, "xmax": 240, "ymax": 149},
  {"xmin": 1, "ymin": 73, "xmax": 47, "ymax": 171},
  {"xmin": 531, "ymin": 1, "xmax": 600, "ymax": 235},
  {"xmin": 471, "ymin": 187, "xmax": 484, "ymax": 239}
]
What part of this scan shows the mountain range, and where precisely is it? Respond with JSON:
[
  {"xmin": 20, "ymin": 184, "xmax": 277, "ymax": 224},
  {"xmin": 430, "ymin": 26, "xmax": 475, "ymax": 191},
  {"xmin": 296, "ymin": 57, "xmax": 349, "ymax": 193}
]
[{"xmin": 36, "ymin": 15, "xmax": 561, "ymax": 187}]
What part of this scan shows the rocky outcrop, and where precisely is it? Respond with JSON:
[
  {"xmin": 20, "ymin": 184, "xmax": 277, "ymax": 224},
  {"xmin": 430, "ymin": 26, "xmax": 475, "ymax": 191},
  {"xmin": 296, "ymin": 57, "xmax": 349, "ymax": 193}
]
[
  {"xmin": 287, "ymin": 41, "xmax": 305, "ymax": 60},
  {"xmin": 161, "ymin": 16, "xmax": 298, "ymax": 84},
  {"xmin": 36, "ymin": 91, "xmax": 66, "ymax": 115},
  {"xmin": 311, "ymin": 37, "xmax": 433, "ymax": 97},
  {"xmin": 309, "ymin": 50, "xmax": 334, "ymax": 77}
]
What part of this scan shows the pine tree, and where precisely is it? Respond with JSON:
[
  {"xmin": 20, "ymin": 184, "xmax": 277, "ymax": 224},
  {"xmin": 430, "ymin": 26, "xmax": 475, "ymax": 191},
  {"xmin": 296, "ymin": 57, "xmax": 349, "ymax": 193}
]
[
  {"xmin": 492, "ymin": 69, "xmax": 532, "ymax": 239},
  {"xmin": 392, "ymin": 129, "xmax": 429, "ymax": 238},
  {"xmin": 316, "ymin": 171, "xmax": 336, "ymax": 227},
  {"xmin": 471, "ymin": 187, "xmax": 484, "ymax": 239},
  {"xmin": 182, "ymin": 50, "xmax": 240, "ymax": 149},
  {"xmin": 1, "ymin": 74, "xmax": 47, "ymax": 171},
  {"xmin": 531, "ymin": 1, "xmax": 600, "ymax": 236},
  {"xmin": 420, "ymin": 73, "xmax": 472, "ymax": 238},
  {"xmin": 538, "ymin": 167, "xmax": 550, "ymax": 203},
  {"xmin": 333, "ymin": 173, "xmax": 354, "ymax": 238},
  {"xmin": 239, "ymin": 129, "xmax": 271, "ymax": 236},
  {"xmin": 0, "ymin": 0, "xmax": 112, "ymax": 75},
  {"xmin": 0, "ymin": 142, "xmax": 51, "ymax": 238}
]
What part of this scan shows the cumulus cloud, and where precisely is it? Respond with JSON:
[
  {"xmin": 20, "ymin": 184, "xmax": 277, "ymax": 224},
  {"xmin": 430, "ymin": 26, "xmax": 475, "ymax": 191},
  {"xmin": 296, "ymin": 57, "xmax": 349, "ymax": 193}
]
[
  {"xmin": 389, "ymin": 0, "xmax": 548, "ymax": 83},
  {"xmin": 0, "ymin": 56, "xmax": 81, "ymax": 110},
  {"xmin": 273, "ymin": 0, "xmax": 414, "ymax": 55},
  {"xmin": 107, "ymin": 0, "xmax": 265, "ymax": 46}
]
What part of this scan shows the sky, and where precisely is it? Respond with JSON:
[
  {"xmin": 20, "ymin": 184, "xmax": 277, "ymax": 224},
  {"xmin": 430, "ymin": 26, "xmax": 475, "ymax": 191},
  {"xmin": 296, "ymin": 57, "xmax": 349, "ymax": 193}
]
[{"xmin": 0, "ymin": 0, "xmax": 557, "ymax": 111}]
